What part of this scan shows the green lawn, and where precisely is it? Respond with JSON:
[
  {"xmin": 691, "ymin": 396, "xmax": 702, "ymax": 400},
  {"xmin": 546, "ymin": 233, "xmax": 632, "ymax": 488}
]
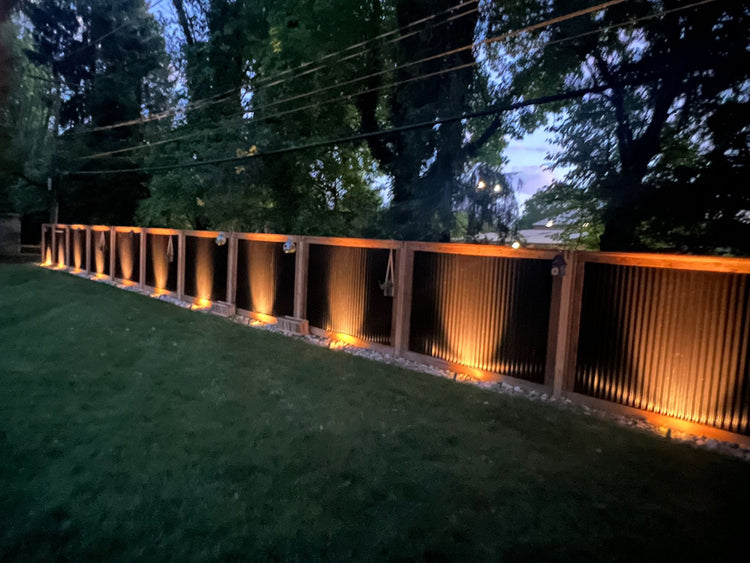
[{"xmin": 1, "ymin": 263, "xmax": 748, "ymax": 562}]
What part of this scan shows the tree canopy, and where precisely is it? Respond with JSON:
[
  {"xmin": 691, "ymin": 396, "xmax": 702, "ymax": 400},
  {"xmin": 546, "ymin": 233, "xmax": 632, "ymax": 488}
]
[{"xmin": 1, "ymin": 0, "xmax": 748, "ymax": 254}]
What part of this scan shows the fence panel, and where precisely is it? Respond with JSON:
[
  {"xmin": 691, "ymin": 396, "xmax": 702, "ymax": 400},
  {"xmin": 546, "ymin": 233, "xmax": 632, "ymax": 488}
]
[
  {"xmin": 42, "ymin": 225, "xmax": 52, "ymax": 264},
  {"xmin": 306, "ymin": 243, "xmax": 393, "ymax": 345},
  {"xmin": 183, "ymin": 234, "xmax": 228, "ymax": 303},
  {"xmin": 409, "ymin": 251, "xmax": 553, "ymax": 383},
  {"xmin": 114, "ymin": 230, "xmax": 141, "ymax": 284},
  {"xmin": 575, "ymin": 262, "xmax": 750, "ymax": 435},
  {"xmin": 235, "ymin": 239, "xmax": 295, "ymax": 318},
  {"xmin": 145, "ymin": 232, "xmax": 179, "ymax": 293},
  {"xmin": 70, "ymin": 227, "xmax": 87, "ymax": 271}
]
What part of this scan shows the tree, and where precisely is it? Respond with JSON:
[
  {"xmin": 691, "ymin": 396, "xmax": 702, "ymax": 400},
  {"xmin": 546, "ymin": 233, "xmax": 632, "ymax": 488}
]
[
  {"xmin": 17, "ymin": 0, "xmax": 169, "ymax": 224},
  {"xmin": 498, "ymin": 0, "xmax": 750, "ymax": 254}
]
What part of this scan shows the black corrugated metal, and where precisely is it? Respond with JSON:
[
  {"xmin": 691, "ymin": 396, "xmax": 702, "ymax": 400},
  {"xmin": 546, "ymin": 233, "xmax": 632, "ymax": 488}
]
[
  {"xmin": 115, "ymin": 231, "xmax": 140, "ymax": 282},
  {"xmin": 575, "ymin": 263, "xmax": 750, "ymax": 435},
  {"xmin": 92, "ymin": 230, "xmax": 110, "ymax": 276},
  {"xmin": 145, "ymin": 234, "xmax": 179, "ymax": 292},
  {"xmin": 55, "ymin": 229, "xmax": 66, "ymax": 267},
  {"xmin": 71, "ymin": 229, "xmax": 87, "ymax": 271},
  {"xmin": 42, "ymin": 227, "xmax": 51, "ymax": 263},
  {"xmin": 307, "ymin": 245, "xmax": 393, "ymax": 344},
  {"xmin": 409, "ymin": 251, "xmax": 553, "ymax": 383},
  {"xmin": 184, "ymin": 236, "xmax": 227, "ymax": 302},
  {"xmin": 236, "ymin": 240, "xmax": 295, "ymax": 317}
]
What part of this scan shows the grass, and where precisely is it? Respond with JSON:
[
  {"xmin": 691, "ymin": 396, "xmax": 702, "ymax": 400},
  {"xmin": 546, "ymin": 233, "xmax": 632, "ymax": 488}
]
[{"xmin": 1, "ymin": 263, "xmax": 749, "ymax": 562}]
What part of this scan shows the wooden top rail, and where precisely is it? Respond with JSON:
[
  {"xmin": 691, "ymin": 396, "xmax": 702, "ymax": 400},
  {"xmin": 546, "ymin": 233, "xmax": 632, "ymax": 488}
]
[
  {"xmin": 45, "ymin": 224, "xmax": 750, "ymax": 273},
  {"xmin": 304, "ymin": 236, "xmax": 402, "ymax": 249},
  {"xmin": 408, "ymin": 241, "xmax": 559, "ymax": 260},
  {"xmin": 142, "ymin": 227, "xmax": 181, "ymax": 236},
  {"xmin": 579, "ymin": 251, "xmax": 750, "ymax": 274},
  {"xmin": 234, "ymin": 232, "xmax": 292, "ymax": 243}
]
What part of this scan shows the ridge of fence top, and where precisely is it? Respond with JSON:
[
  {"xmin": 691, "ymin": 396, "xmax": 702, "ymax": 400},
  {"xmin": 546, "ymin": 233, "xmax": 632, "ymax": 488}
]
[
  {"xmin": 579, "ymin": 251, "xmax": 750, "ymax": 274},
  {"xmin": 408, "ymin": 240, "xmax": 559, "ymax": 259}
]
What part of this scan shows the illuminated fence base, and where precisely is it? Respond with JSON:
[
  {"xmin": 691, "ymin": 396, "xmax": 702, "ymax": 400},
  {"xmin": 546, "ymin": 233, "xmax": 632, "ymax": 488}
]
[{"xmin": 41, "ymin": 225, "xmax": 750, "ymax": 443}]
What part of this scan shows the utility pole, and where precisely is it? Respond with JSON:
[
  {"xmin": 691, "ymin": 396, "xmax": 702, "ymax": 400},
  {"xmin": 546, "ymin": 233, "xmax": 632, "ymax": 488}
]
[{"xmin": 48, "ymin": 74, "xmax": 61, "ymax": 224}]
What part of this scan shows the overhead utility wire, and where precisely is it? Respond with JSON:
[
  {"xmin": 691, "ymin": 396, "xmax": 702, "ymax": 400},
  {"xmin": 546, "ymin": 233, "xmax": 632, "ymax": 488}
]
[
  {"xmin": 63, "ymin": 75, "xmax": 673, "ymax": 177},
  {"xmin": 79, "ymin": 0, "xmax": 628, "ymax": 161},
  {"xmin": 71, "ymin": 0, "xmax": 481, "ymax": 135}
]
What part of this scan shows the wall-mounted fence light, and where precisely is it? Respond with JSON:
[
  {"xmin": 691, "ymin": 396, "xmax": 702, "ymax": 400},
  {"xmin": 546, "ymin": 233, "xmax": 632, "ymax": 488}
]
[
  {"xmin": 379, "ymin": 249, "xmax": 395, "ymax": 297},
  {"xmin": 283, "ymin": 236, "xmax": 296, "ymax": 254},
  {"xmin": 215, "ymin": 232, "xmax": 227, "ymax": 246},
  {"xmin": 551, "ymin": 253, "xmax": 567, "ymax": 277}
]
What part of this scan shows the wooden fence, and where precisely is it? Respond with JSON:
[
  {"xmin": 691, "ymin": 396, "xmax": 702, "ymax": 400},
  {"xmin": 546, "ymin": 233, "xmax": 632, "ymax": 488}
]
[{"xmin": 41, "ymin": 224, "xmax": 750, "ymax": 444}]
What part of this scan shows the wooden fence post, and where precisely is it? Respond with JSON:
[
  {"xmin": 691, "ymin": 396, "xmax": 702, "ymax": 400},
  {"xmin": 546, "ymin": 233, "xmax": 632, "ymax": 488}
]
[
  {"xmin": 393, "ymin": 242, "xmax": 415, "ymax": 357},
  {"xmin": 177, "ymin": 231, "xmax": 186, "ymax": 300},
  {"xmin": 226, "ymin": 233, "xmax": 238, "ymax": 305},
  {"xmin": 85, "ymin": 227, "xmax": 91, "ymax": 273},
  {"xmin": 64, "ymin": 226, "xmax": 70, "ymax": 268},
  {"xmin": 293, "ymin": 237, "xmax": 309, "ymax": 319},
  {"xmin": 108, "ymin": 227, "xmax": 116, "ymax": 279},
  {"xmin": 545, "ymin": 251, "xmax": 584, "ymax": 398},
  {"xmin": 139, "ymin": 229, "xmax": 147, "ymax": 288},
  {"xmin": 50, "ymin": 225, "xmax": 57, "ymax": 266}
]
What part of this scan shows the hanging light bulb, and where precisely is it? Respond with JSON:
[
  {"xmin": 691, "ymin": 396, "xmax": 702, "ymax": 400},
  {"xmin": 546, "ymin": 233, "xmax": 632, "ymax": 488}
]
[
  {"xmin": 493, "ymin": 184, "xmax": 502, "ymax": 193},
  {"xmin": 477, "ymin": 180, "xmax": 486, "ymax": 190}
]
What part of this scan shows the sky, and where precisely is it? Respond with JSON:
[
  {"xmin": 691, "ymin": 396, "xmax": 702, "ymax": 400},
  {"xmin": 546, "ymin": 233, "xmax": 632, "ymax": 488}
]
[{"xmin": 504, "ymin": 129, "xmax": 566, "ymax": 209}]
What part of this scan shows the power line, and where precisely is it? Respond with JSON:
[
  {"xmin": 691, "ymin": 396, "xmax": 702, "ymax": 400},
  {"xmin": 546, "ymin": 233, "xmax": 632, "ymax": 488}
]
[
  {"xmin": 78, "ymin": 0, "xmax": 629, "ymax": 161},
  {"xmin": 71, "ymin": 0, "xmax": 483, "ymax": 135},
  {"xmin": 63, "ymin": 74, "xmax": 670, "ymax": 177}
]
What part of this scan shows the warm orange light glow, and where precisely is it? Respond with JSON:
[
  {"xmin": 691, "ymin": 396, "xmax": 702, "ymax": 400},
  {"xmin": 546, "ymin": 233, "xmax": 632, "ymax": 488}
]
[
  {"xmin": 120, "ymin": 279, "xmax": 137, "ymax": 287},
  {"xmin": 325, "ymin": 247, "xmax": 367, "ymax": 340},
  {"xmin": 329, "ymin": 340, "xmax": 346, "ymax": 350},
  {"xmin": 250, "ymin": 312, "xmax": 277, "ymax": 324},
  {"xmin": 117, "ymin": 233, "xmax": 136, "ymax": 281},
  {"xmin": 150, "ymin": 236, "xmax": 171, "ymax": 290},
  {"xmin": 43, "ymin": 246, "xmax": 52, "ymax": 266},
  {"xmin": 150, "ymin": 288, "xmax": 169, "ymax": 297},
  {"xmin": 194, "ymin": 238, "xmax": 214, "ymax": 301},
  {"xmin": 92, "ymin": 273, "xmax": 108, "ymax": 280},
  {"xmin": 246, "ymin": 243, "xmax": 277, "ymax": 315},
  {"xmin": 57, "ymin": 237, "xmax": 65, "ymax": 268},
  {"xmin": 191, "ymin": 298, "xmax": 212, "ymax": 310}
]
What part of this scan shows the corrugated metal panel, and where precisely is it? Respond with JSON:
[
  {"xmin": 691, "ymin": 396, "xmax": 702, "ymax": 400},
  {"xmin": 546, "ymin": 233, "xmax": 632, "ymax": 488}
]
[
  {"xmin": 91, "ymin": 230, "xmax": 110, "ymax": 276},
  {"xmin": 55, "ymin": 229, "xmax": 66, "ymax": 267},
  {"xmin": 184, "ymin": 236, "xmax": 228, "ymax": 302},
  {"xmin": 236, "ymin": 240, "xmax": 295, "ymax": 317},
  {"xmin": 575, "ymin": 263, "xmax": 750, "ymax": 435},
  {"xmin": 409, "ymin": 251, "xmax": 553, "ymax": 383},
  {"xmin": 115, "ymin": 231, "xmax": 140, "ymax": 282},
  {"xmin": 71, "ymin": 229, "xmax": 86, "ymax": 271},
  {"xmin": 307, "ymin": 245, "xmax": 392, "ymax": 344},
  {"xmin": 42, "ymin": 227, "xmax": 52, "ymax": 263},
  {"xmin": 145, "ymin": 234, "xmax": 178, "ymax": 292}
]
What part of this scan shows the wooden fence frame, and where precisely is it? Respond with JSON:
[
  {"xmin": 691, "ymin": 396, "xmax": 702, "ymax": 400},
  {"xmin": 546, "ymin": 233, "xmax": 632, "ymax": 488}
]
[{"xmin": 39, "ymin": 224, "xmax": 750, "ymax": 446}]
